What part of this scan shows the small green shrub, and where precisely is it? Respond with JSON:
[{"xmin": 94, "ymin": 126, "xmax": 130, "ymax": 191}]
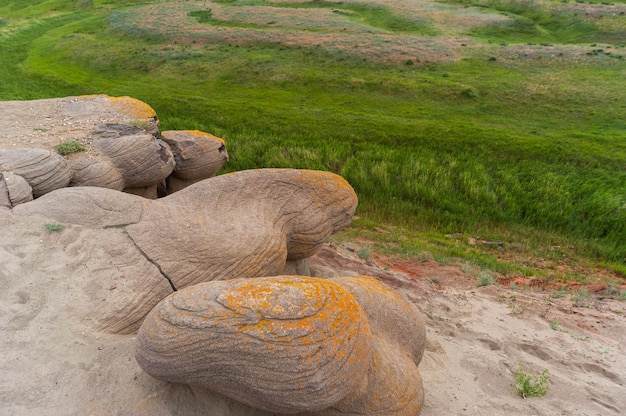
[
  {"xmin": 45, "ymin": 222, "xmax": 64, "ymax": 233},
  {"xmin": 477, "ymin": 271, "xmax": 496, "ymax": 287},
  {"xmin": 54, "ymin": 140, "xmax": 85, "ymax": 156},
  {"xmin": 511, "ymin": 366, "xmax": 550, "ymax": 398}
]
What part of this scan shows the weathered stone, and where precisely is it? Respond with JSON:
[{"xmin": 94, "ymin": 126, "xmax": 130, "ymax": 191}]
[
  {"xmin": 127, "ymin": 168, "xmax": 358, "ymax": 287},
  {"xmin": 134, "ymin": 275, "xmax": 427, "ymax": 416},
  {"xmin": 0, "ymin": 95, "xmax": 161, "ymax": 152},
  {"xmin": 14, "ymin": 168, "xmax": 358, "ymax": 289},
  {"xmin": 68, "ymin": 156, "xmax": 125, "ymax": 190},
  {"xmin": 332, "ymin": 275, "xmax": 426, "ymax": 365},
  {"xmin": 0, "ymin": 171, "xmax": 33, "ymax": 207},
  {"xmin": 64, "ymin": 95, "xmax": 160, "ymax": 135},
  {"xmin": 316, "ymin": 276, "xmax": 426, "ymax": 416},
  {"xmin": 14, "ymin": 186, "xmax": 144, "ymax": 229},
  {"xmin": 135, "ymin": 276, "xmax": 373, "ymax": 414},
  {"xmin": 0, "ymin": 148, "xmax": 72, "ymax": 197},
  {"xmin": 0, "ymin": 96, "xmax": 167, "ymax": 198},
  {"xmin": 321, "ymin": 336, "xmax": 424, "ymax": 416},
  {"xmin": 92, "ymin": 133, "xmax": 175, "ymax": 190},
  {"xmin": 11, "ymin": 167, "xmax": 357, "ymax": 338},
  {"xmin": 161, "ymin": 130, "xmax": 229, "ymax": 193}
]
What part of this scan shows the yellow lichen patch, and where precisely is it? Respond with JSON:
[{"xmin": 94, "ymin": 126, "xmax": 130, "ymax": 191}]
[
  {"xmin": 216, "ymin": 277, "xmax": 370, "ymax": 356},
  {"xmin": 107, "ymin": 95, "xmax": 157, "ymax": 119},
  {"xmin": 136, "ymin": 276, "xmax": 374, "ymax": 413},
  {"xmin": 179, "ymin": 129, "xmax": 226, "ymax": 145}
]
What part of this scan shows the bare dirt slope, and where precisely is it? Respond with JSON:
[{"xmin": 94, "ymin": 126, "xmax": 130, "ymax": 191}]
[{"xmin": 310, "ymin": 243, "xmax": 626, "ymax": 416}]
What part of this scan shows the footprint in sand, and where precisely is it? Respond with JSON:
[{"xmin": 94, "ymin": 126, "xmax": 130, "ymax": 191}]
[
  {"xmin": 590, "ymin": 396, "xmax": 621, "ymax": 414},
  {"xmin": 478, "ymin": 337, "xmax": 501, "ymax": 351},
  {"xmin": 6, "ymin": 290, "xmax": 45, "ymax": 330},
  {"xmin": 577, "ymin": 362, "xmax": 621, "ymax": 384},
  {"xmin": 519, "ymin": 343, "xmax": 552, "ymax": 361}
]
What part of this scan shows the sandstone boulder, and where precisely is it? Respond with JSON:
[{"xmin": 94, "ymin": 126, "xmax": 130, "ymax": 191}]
[
  {"xmin": 161, "ymin": 129, "xmax": 229, "ymax": 193},
  {"xmin": 0, "ymin": 95, "xmax": 160, "ymax": 151},
  {"xmin": 68, "ymin": 156, "xmax": 126, "ymax": 190},
  {"xmin": 0, "ymin": 209, "xmax": 272, "ymax": 416},
  {"xmin": 14, "ymin": 168, "xmax": 358, "ymax": 290},
  {"xmin": 136, "ymin": 276, "xmax": 373, "ymax": 414},
  {"xmin": 0, "ymin": 96, "xmax": 176, "ymax": 200},
  {"xmin": 0, "ymin": 171, "xmax": 33, "ymax": 208},
  {"xmin": 0, "ymin": 148, "xmax": 73, "ymax": 197},
  {"xmin": 319, "ymin": 276, "xmax": 426, "ymax": 416},
  {"xmin": 135, "ymin": 275, "xmax": 426, "ymax": 416}
]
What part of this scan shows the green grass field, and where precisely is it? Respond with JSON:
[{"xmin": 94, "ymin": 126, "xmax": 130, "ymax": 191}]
[{"xmin": 1, "ymin": 0, "xmax": 625, "ymax": 280}]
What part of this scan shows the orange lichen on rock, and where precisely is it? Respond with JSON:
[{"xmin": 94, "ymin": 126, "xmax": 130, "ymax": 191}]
[
  {"xmin": 175, "ymin": 129, "xmax": 226, "ymax": 144},
  {"xmin": 135, "ymin": 275, "xmax": 427, "ymax": 416},
  {"xmin": 135, "ymin": 276, "xmax": 372, "ymax": 414},
  {"xmin": 106, "ymin": 95, "xmax": 157, "ymax": 120},
  {"xmin": 320, "ymin": 276, "xmax": 426, "ymax": 416},
  {"xmin": 160, "ymin": 130, "xmax": 229, "ymax": 193},
  {"xmin": 123, "ymin": 168, "xmax": 358, "ymax": 288}
]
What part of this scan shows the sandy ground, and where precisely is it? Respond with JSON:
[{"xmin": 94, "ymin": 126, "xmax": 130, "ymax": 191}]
[{"xmin": 310, "ymin": 243, "xmax": 626, "ymax": 416}]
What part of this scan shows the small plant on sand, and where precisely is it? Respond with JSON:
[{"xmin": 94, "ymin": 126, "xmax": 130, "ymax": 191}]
[
  {"xmin": 511, "ymin": 366, "xmax": 550, "ymax": 398},
  {"xmin": 54, "ymin": 140, "xmax": 85, "ymax": 156},
  {"xmin": 477, "ymin": 271, "xmax": 496, "ymax": 287},
  {"xmin": 45, "ymin": 222, "xmax": 64, "ymax": 233},
  {"xmin": 549, "ymin": 321, "xmax": 559, "ymax": 330},
  {"xmin": 507, "ymin": 300, "xmax": 527, "ymax": 315}
]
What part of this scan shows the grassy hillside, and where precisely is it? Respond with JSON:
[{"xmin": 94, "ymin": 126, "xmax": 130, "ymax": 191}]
[{"xmin": 1, "ymin": 0, "xmax": 625, "ymax": 279}]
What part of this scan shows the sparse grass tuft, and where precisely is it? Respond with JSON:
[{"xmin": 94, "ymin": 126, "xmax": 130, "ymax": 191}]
[
  {"xmin": 45, "ymin": 222, "xmax": 64, "ymax": 233},
  {"xmin": 357, "ymin": 245, "xmax": 372, "ymax": 260},
  {"xmin": 477, "ymin": 271, "xmax": 496, "ymax": 287},
  {"xmin": 54, "ymin": 140, "xmax": 85, "ymax": 156}
]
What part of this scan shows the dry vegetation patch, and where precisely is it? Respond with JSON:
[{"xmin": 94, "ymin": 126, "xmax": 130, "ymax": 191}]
[
  {"xmin": 109, "ymin": 0, "xmax": 502, "ymax": 63},
  {"xmin": 110, "ymin": 0, "xmax": 624, "ymax": 63}
]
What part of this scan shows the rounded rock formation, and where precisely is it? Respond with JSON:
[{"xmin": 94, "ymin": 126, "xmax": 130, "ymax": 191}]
[
  {"xmin": 14, "ymin": 168, "xmax": 359, "ymax": 290},
  {"xmin": 0, "ymin": 148, "xmax": 72, "ymax": 197},
  {"xmin": 161, "ymin": 129, "xmax": 229, "ymax": 194},
  {"xmin": 135, "ymin": 276, "xmax": 373, "ymax": 414},
  {"xmin": 0, "ymin": 171, "xmax": 33, "ymax": 208},
  {"xmin": 12, "ymin": 167, "xmax": 358, "ymax": 337},
  {"xmin": 321, "ymin": 276, "xmax": 426, "ymax": 416},
  {"xmin": 134, "ymin": 275, "xmax": 427, "ymax": 416},
  {"xmin": 68, "ymin": 157, "xmax": 126, "ymax": 190}
]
